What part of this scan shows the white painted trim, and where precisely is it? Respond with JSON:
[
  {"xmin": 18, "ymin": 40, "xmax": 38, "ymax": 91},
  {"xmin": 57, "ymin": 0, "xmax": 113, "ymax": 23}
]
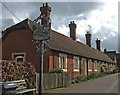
[
  {"xmin": 74, "ymin": 69, "xmax": 79, "ymax": 72},
  {"xmin": 59, "ymin": 53, "xmax": 67, "ymax": 72},
  {"xmin": 88, "ymin": 69, "xmax": 92, "ymax": 71},
  {"xmin": 88, "ymin": 60, "xmax": 92, "ymax": 70},
  {"xmin": 84, "ymin": 60, "xmax": 87, "ymax": 76},
  {"xmin": 12, "ymin": 52, "xmax": 26, "ymax": 62},
  {"xmin": 73, "ymin": 56, "xmax": 79, "ymax": 72},
  {"xmin": 95, "ymin": 69, "xmax": 97, "ymax": 71},
  {"xmin": 62, "ymin": 69, "xmax": 67, "ymax": 72},
  {"xmin": 59, "ymin": 57, "xmax": 61, "ymax": 68},
  {"xmin": 15, "ymin": 56, "xmax": 25, "ymax": 62},
  {"xmin": 66, "ymin": 57, "xmax": 67, "ymax": 72}
]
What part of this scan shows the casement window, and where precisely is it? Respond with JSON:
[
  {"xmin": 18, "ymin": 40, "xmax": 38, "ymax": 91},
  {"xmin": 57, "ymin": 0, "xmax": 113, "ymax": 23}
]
[
  {"xmin": 12, "ymin": 53, "xmax": 26, "ymax": 62},
  {"xmin": 81, "ymin": 58, "xmax": 86, "ymax": 75},
  {"xmin": 59, "ymin": 53, "xmax": 67, "ymax": 71},
  {"xmin": 88, "ymin": 60, "xmax": 92, "ymax": 71},
  {"xmin": 73, "ymin": 56, "xmax": 79, "ymax": 71},
  {"xmin": 94, "ymin": 61, "xmax": 98, "ymax": 71},
  {"xmin": 83, "ymin": 58, "xmax": 87, "ymax": 76}
]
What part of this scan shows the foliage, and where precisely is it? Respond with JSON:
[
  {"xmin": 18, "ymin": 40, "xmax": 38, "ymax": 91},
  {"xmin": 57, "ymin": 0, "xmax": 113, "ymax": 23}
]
[
  {"xmin": 1, "ymin": 60, "xmax": 36, "ymax": 89},
  {"xmin": 71, "ymin": 72, "xmax": 110, "ymax": 84}
]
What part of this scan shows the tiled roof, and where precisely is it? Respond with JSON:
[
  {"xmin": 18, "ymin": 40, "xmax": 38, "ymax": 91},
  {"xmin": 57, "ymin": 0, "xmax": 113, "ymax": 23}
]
[
  {"xmin": 2, "ymin": 19, "xmax": 114, "ymax": 63},
  {"xmin": 49, "ymin": 30, "xmax": 113, "ymax": 63}
]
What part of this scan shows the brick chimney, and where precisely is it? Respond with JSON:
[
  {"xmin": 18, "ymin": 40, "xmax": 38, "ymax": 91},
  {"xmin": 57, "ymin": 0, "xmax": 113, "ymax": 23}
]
[
  {"xmin": 104, "ymin": 49, "xmax": 107, "ymax": 52},
  {"xmin": 69, "ymin": 21, "xmax": 77, "ymax": 40},
  {"xmin": 40, "ymin": 3, "xmax": 51, "ymax": 26},
  {"xmin": 96, "ymin": 38, "xmax": 101, "ymax": 51},
  {"xmin": 85, "ymin": 31, "xmax": 91, "ymax": 47}
]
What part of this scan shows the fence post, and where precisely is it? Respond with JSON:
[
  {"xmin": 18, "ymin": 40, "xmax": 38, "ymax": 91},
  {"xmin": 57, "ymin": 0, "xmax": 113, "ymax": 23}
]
[
  {"xmin": 36, "ymin": 73, "xmax": 39, "ymax": 93},
  {"xmin": 55, "ymin": 73, "xmax": 57, "ymax": 88},
  {"xmin": 62, "ymin": 72, "xmax": 65, "ymax": 87}
]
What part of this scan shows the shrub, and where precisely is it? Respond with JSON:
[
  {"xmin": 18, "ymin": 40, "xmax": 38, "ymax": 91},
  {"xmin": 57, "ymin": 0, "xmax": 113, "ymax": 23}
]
[
  {"xmin": 71, "ymin": 72, "xmax": 110, "ymax": 84},
  {"xmin": 1, "ymin": 60, "xmax": 36, "ymax": 89}
]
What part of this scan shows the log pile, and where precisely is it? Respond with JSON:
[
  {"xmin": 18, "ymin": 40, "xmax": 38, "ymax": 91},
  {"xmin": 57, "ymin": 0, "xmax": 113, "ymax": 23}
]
[{"xmin": 1, "ymin": 60, "xmax": 36, "ymax": 89}]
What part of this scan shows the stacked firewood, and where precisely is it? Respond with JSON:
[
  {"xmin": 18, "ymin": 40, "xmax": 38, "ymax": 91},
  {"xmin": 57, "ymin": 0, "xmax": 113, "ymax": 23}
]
[{"xmin": 1, "ymin": 60, "xmax": 36, "ymax": 89}]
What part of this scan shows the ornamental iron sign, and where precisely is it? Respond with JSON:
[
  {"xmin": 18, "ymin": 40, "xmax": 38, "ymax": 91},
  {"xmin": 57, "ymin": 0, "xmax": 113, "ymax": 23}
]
[{"xmin": 32, "ymin": 22, "xmax": 51, "ymax": 41}]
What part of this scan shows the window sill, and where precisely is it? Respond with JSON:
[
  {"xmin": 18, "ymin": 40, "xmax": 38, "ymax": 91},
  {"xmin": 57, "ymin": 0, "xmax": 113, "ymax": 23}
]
[
  {"xmin": 74, "ymin": 69, "xmax": 79, "ymax": 72},
  {"xmin": 62, "ymin": 69, "xmax": 67, "ymax": 72},
  {"xmin": 95, "ymin": 69, "xmax": 97, "ymax": 71},
  {"xmin": 88, "ymin": 69, "xmax": 92, "ymax": 71}
]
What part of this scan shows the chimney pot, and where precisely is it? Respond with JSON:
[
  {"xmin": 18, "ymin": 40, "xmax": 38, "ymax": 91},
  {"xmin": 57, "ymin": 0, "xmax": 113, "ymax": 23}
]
[{"xmin": 46, "ymin": 3, "xmax": 48, "ymax": 6}]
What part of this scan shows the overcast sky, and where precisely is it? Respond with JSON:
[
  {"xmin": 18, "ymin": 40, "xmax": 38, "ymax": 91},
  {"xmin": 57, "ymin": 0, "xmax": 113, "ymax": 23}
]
[{"xmin": 0, "ymin": 0, "xmax": 119, "ymax": 52}]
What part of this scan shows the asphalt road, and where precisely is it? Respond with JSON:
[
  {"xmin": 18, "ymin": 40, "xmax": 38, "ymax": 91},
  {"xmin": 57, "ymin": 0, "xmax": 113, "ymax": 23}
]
[{"xmin": 43, "ymin": 73, "xmax": 119, "ymax": 94}]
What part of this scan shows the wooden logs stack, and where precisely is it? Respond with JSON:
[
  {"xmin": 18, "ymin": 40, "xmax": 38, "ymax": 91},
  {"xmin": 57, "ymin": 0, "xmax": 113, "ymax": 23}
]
[{"xmin": 1, "ymin": 60, "xmax": 36, "ymax": 89}]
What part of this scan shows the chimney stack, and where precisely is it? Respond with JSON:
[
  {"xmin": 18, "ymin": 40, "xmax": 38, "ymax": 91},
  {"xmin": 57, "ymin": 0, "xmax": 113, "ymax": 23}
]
[
  {"xmin": 96, "ymin": 38, "xmax": 101, "ymax": 51},
  {"xmin": 40, "ymin": 3, "xmax": 51, "ymax": 26},
  {"xmin": 69, "ymin": 21, "xmax": 77, "ymax": 40},
  {"xmin": 104, "ymin": 49, "xmax": 107, "ymax": 52},
  {"xmin": 85, "ymin": 31, "xmax": 91, "ymax": 47}
]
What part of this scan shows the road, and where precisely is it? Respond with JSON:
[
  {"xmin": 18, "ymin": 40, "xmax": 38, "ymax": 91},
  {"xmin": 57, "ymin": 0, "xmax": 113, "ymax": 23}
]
[{"xmin": 43, "ymin": 73, "xmax": 119, "ymax": 94}]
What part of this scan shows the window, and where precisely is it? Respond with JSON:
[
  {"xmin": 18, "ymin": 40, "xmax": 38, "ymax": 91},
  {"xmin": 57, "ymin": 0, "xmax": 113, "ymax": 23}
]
[
  {"xmin": 94, "ymin": 61, "xmax": 97, "ymax": 70},
  {"xmin": 59, "ymin": 53, "xmax": 67, "ymax": 71},
  {"xmin": 83, "ymin": 58, "xmax": 87, "ymax": 76},
  {"xmin": 12, "ymin": 53, "xmax": 26, "ymax": 62},
  {"xmin": 15, "ymin": 56, "xmax": 24, "ymax": 62},
  {"xmin": 73, "ymin": 56, "xmax": 79, "ymax": 71},
  {"xmin": 88, "ymin": 60, "xmax": 92, "ymax": 71},
  {"xmin": 81, "ymin": 58, "xmax": 87, "ymax": 76}
]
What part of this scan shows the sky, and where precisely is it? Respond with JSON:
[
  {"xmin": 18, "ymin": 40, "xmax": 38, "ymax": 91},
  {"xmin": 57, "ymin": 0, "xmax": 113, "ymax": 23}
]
[{"xmin": 0, "ymin": 0, "xmax": 119, "ymax": 52}]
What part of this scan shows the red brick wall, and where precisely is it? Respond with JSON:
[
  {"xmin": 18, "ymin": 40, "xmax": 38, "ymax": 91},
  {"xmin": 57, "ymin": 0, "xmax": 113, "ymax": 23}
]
[
  {"xmin": 67, "ymin": 54, "xmax": 73, "ymax": 77},
  {"xmin": 49, "ymin": 50, "xmax": 59, "ymax": 72},
  {"xmin": 49, "ymin": 50, "xmax": 54, "ymax": 72},
  {"xmin": 73, "ymin": 72, "xmax": 80, "ymax": 78},
  {"xmin": 48, "ymin": 51, "xmax": 79, "ymax": 78},
  {"xmin": 53, "ymin": 51, "xmax": 59, "ymax": 70},
  {"xmin": 2, "ymin": 28, "xmax": 49, "ymax": 73}
]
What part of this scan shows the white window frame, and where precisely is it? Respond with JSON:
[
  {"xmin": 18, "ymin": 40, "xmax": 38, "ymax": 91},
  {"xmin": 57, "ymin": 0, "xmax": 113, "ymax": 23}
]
[
  {"xmin": 94, "ymin": 61, "xmax": 98, "ymax": 71},
  {"xmin": 59, "ymin": 53, "xmax": 67, "ymax": 72},
  {"xmin": 84, "ymin": 59, "xmax": 87, "ymax": 76},
  {"xmin": 15, "ymin": 56, "xmax": 24, "ymax": 62},
  {"xmin": 73, "ymin": 56, "xmax": 79, "ymax": 71},
  {"xmin": 12, "ymin": 52, "xmax": 26, "ymax": 62},
  {"xmin": 81, "ymin": 58, "xmax": 87, "ymax": 75},
  {"xmin": 88, "ymin": 60, "xmax": 92, "ymax": 71}
]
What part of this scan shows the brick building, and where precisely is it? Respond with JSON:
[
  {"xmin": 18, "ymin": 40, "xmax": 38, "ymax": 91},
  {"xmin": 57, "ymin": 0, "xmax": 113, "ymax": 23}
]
[
  {"xmin": 104, "ymin": 49, "xmax": 117, "ymax": 72},
  {"xmin": 1, "ymin": 3, "xmax": 115, "ymax": 78},
  {"xmin": 116, "ymin": 53, "xmax": 120, "ymax": 72}
]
